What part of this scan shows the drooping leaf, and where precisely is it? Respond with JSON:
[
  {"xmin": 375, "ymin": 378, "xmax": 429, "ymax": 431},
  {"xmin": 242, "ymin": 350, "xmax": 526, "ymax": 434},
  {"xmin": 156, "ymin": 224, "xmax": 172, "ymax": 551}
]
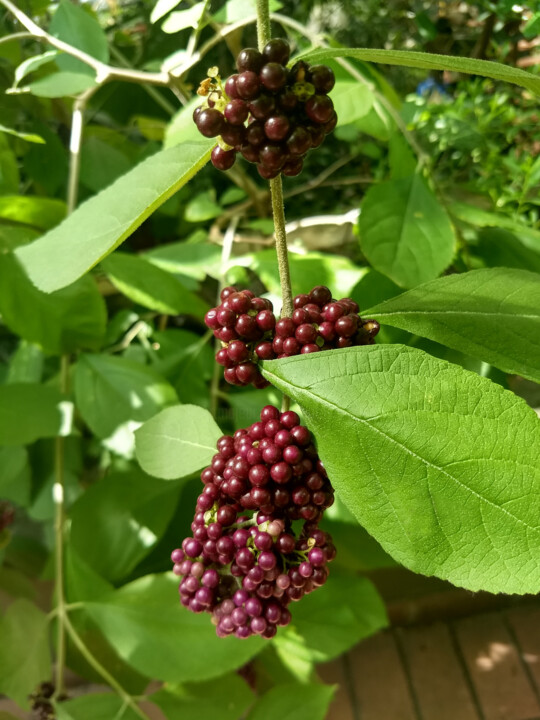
[
  {"xmin": 74, "ymin": 354, "xmax": 178, "ymax": 438},
  {"xmin": 13, "ymin": 50, "xmax": 60, "ymax": 87},
  {"xmin": 151, "ymin": 674, "xmax": 254, "ymax": 720},
  {"xmin": 15, "ymin": 140, "xmax": 214, "ymax": 293},
  {"xmin": 297, "ymin": 47, "xmax": 540, "ymax": 96},
  {"xmin": 475, "ymin": 228, "xmax": 540, "ymax": 273},
  {"xmin": 0, "ymin": 384, "xmax": 68, "ymax": 446},
  {"xmin": 26, "ymin": 71, "xmax": 97, "ymax": 98},
  {"xmin": 274, "ymin": 571, "xmax": 387, "ymax": 663},
  {"xmin": 0, "ymin": 600, "xmax": 51, "ymax": 708},
  {"xmin": 85, "ymin": 573, "xmax": 264, "ymax": 682},
  {"xmin": 70, "ymin": 469, "xmax": 182, "ymax": 582},
  {"xmin": 0, "ymin": 124, "xmax": 45, "ymax": 144},
  {"xmin": 247, "ymin": 683, "xmax": 335, "ymax": 720},
  {"xmin": 145, "ymin": 240, "xmax": 222, "ymax": 280},
  {"xmin": 364, "ymin": 268, "xmax": 540, "ymax": 384},
  {"xmin": 359, "ymin": 174, "xmax": 455, "ymax": 287},
  {"xmin": 0, "ymin": 253, "xmax": 106, "ymax": 355},
  {"xmin": 6, "ymin": 342, "xmax": 44, "ymax": 385},
  {"xmin": 135, "ymin": 405, "xmax": 222, "ymax": 479},
  {"xmin": 162, "ymin": 3, "xmax": 207, "ymax": 33},
  {"xmin": 102, "ymin": 252, "xmax": 209, "ymax": 316},
  {"xmin": 263, "ymin": 346, "xmax": 540, "ymax": 594}
]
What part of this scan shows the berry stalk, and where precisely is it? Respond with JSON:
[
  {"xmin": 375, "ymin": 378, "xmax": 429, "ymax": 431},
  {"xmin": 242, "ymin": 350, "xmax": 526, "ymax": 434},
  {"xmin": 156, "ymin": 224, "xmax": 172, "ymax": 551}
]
[{"xmin": 256, "ymin": 0, "xmax": 294, "ymax": 409}]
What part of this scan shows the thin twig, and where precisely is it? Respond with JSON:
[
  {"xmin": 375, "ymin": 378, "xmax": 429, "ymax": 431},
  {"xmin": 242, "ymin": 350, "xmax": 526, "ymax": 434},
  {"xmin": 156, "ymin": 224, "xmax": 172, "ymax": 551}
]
[
  {"xmin": 0, "ymin": 31, "xmax": 34, "ymax": 46},
  {"xmin": 0, "ymin": 0, "xmax": 171, "ymax": 87}
]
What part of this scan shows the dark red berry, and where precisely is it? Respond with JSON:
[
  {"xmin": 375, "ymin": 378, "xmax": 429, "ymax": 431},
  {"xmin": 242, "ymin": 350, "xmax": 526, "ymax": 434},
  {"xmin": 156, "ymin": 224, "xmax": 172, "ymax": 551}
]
[
  {"xmin": 264, "ymin": 115, "xmax": 290, "ymax": 141},
  {"xmin": 237, "ymin": 48, "xmax": 264, "ymax": 73},
  {"xmin": 224, "ymin": 99, "xmax": 249, "ymax": 125},
  {"xmin": 260, "ymin": 63, "xmax": 287, "ymax": 92},
  {"xmin": 236, "ymin": 71, "xmax": 261, "ymax": 100},
  {"xmin": 262, "ymin": 38, "xmax": 290, "ymax": 65},
  {"xmin": 196, "ymin": 108, "xmax": 225, "ymax": 137},
  {"xmin": 211, "ymin": 145, "xmax": 236, "ymax": 171}
]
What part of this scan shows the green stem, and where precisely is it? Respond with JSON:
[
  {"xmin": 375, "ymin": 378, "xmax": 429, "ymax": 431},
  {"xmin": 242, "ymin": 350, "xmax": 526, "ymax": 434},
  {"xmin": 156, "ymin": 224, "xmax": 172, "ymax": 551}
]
[
  {"xmin": 256, "ymin": 0, "xmax": 293, "ymax": 412},
  {"xmin": 63, "ymin": 612, "xmax": 150, "ymax": 720},
  {"xmin": 53, "ymin": 355, "xmax": 70, "ymax": 698}
]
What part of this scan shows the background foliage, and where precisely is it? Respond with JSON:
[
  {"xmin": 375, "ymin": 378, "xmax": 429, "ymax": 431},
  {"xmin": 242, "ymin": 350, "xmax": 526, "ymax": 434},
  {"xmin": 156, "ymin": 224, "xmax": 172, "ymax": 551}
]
[{"xmin": 0, "ymin": 1, "xmax": 539, "ymax": 718}]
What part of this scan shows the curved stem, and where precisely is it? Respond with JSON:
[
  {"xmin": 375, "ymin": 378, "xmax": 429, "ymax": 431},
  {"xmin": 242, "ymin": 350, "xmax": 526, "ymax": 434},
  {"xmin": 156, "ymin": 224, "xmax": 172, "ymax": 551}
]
[{"xmin": 63, "ymin": 612, "xmax": 150, "ymax": 720}]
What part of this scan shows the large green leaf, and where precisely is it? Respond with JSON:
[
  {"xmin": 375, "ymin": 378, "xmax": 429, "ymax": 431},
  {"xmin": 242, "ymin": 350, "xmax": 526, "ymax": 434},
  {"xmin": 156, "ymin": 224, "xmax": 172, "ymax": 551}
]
[
  {"xmin": 247, "ymin": 683, "xmax": 334, "ymax": 720},
  {"xmin": 0, "ymin": 384, "xmax": 67, "ymax": 446},
  {"xmin": 0, "ymin": 600, "xmax": 51, "ymax": 708},
  {"xmin": 274, "ymin": 571, "xmax": 387, "ymax": 664},
  {"xmin": 102, "ymin": 252, "xmax": 209, "ymax": 316},
  {"xmin": 70, "ymin": 469, "xmax": 182, "ymax": 582},
  {"xmin": 332, "ymin": 81, "xmax": 374, "ymax": 126},
  {"xmin": 298, "ymin": 48, "xmax": 540, "ymax": 96},
  {"xmin": 85, "ymin": 573, "xmax": 264, "ymax": 682},
  {"xmin": 364, "ymin": 268, "xmax": 540, "ymax": 384},
  {"xmin": 0, "ymin": 253, "xmax": 106, "ymax": 355},
  {"xmin": 151, "ymin": 674, "xmax": 254, "ymax": 720},
  {"xmin": 263, "ymin": 346, "xmax": 540, "ymax": 594},
  {"xmin": 74, "ymin": 354, "xmax": 178, "ymax": 438},
  {"xmin": 145, "ymin": 239, "xmax": 222, "ymax": 280},
  {"xmin": 475, "ymin": 228, "xmax": 540, "ymax": 273},
  {"xmin": 0, "ymin": 446, "xmax": 30, "ymax": 506},
  {"xmin": 359, "ymin": 174, "xmax": 455, "ymax": 288},
  {"xmin": 135, "ymin": 405, "xmax": 222, "ymax": 479},
  {"xmin": 15, "ymin": 140, "xmax": 214, "ymax": 293}
]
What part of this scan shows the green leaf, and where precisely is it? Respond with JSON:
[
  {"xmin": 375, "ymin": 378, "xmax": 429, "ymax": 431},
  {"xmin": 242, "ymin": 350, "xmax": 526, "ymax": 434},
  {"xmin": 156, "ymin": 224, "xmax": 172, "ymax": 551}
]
[
  {"xmin": 50, "ymin": 0, "xmax": 109, "ymax": 76},
  {"xmin": 247, "ymin": 249, "xmax": 365, "ymax": 299},
  {"xmin": 185, "ymin": 190, "xmax": 223, "ymax": 223},
  {"xmin": 0, "ymin": 124, "xmax": 45, "ymax": 144},
  {"xmin": 7, "ymin": 342, "xmax": 44, "ymax": 385},
  {"xmin": 145, "ymin": 240, "xmax": 221, "ymax": 280},
  {"xmin": 151, "ymin": 674, "xmax": 254, "ymax": 720},
  {"xmin": 297, "ymin": 48, "xmax": 540, "ymax": 96},
  {"xmin": 0, "ymin": 253, "xmax": 106, "ymax": 355},
  {"xmin": 247, "ymin": 683, "xmax": 334, "ymax": 720},
  {"xmin": 0, "ymin": 195, "xmax": 65, "ymax": 231},
  {"xmin": 364, "ymin": 268, "xmax": 540, "ymax": 384},
  {"xmin": 162, "ymin": 3, "xmax": 206, "ymax": 33},
  {"xmin": 15, "ymin": 140, "xmax": 214, "ymax": 293},
  {"xmin": 164, "ymin": 97, "xmax": 205, "ymax": 148},
  {"xmin": 85, "ymin": 573, "xmax": 264, "ymax": 682},
  {"xmin": 476, "ymin": 228, "xmax": 540, "ymax": 274},
  {"xmin": 12, "ymin": 50, "xmax": 60, "ymax": 86},
  {"xmin": 0, "ymin": 225, "xmax": 40, "ymax": 252},
  {"xmin": 26, "ymin": 71, "xmax": 96, "ymax": 98},
  {"xmin": 332, "ymin": 81, "xmax": 374, "ymax": 126},
  {"xmin": 79, "ymin": 134, "xmax": 132, "ymax": 193},
  {"xmin": 74, "ymin": 354, "xmax": 178, "ymax": 438},
  {"xmin": 359, "ymin": 174, "xmax": 455, "ymax": 288},
  {"xmin": 135, "ymin": 405, "xmax": 222, "ymax": 479},
  {"xmin": 0, "ymin": 384, "xmax": 68, "ymax": 446},
  {"xmin": 56, "ymin": 694, "xmax": 141, "ymax": 720},
  {"xmin": 274, "ymin": 571, "xmax": 387, "ymax": 663},
  {"xmin": 0, "ymin": 446, "xmax": 30, "ymax": 506},
  {"xmin": 388, "ymin": 132, "xmax": 417, "ymax": 179},
  {"xmin": 150, "ymin": 0, "xmax": 183, "ymax": 23},
  {"xmin": 263, "ymin": 345, "xmax": 540, "ymax": 594},
  {"xmin": 0, "ymin": 600, "xmax": 51, "ymax": 708},
  {"xmin": 102, "ymin": 252, "xmax": 209, "ymax": 316},
  {"xmin": 0, "ymin": 134, "xmax": 19, "ymax": 194},
  {"xmin": 70, "ymin": 469, "xmax": 182, "ymax": 582},
  {"xmin": 449, "ymin": 201, "xmax": 540, "ymax": 251}
]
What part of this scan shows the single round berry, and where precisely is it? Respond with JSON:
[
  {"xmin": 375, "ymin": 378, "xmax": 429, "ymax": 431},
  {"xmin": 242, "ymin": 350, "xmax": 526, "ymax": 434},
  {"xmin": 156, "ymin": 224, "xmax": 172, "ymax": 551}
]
[
  {"xmin": 286, "ymin": 127, "xmax": 312, "ymax": 155},
  {"xmin": 260, "ymin": 63, "xmax": 287, "ymax": 92},
  {"xmin": 248, "ymin": 94, "xmax": 276, "ymax": 119},
  {"xmin": 225, "ymin": 74, "xmax": 239, "ymax": 98},
  {"xmin": 310, "ymin": 65, "xmax": 335, "ymax": 93},
  {"xmin": 262, "ymin": 38, "xmax": 290, "ymax": 65},
  {"xmin": 236, "ymin": 71, "xmax": 261, "ymax": 100},
  {"xmin": 211, "ymin": 145, "xmax": 236, "ymax": 171},
  {"xmin": 224, "ymin": 99, "xmax": 249, "ymax": 125},
  {"xmin": 196, "ymin": 108, "xmax": 225, "ymax": 137},
  {"xmin": 237, "ymin": 48, "xmax": 264, "ymax": 73},
  {"xmin": 264, "ymin": 115, "xmax": 290, "ymax": 141}
]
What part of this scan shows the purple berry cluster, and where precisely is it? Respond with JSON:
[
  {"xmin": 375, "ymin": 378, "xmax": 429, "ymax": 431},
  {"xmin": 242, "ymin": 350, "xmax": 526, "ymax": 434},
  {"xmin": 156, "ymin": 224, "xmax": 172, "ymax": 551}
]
[
  {"xmin": 193, "ymin": 38, "xmax": 337, "ymax": 178},
  {"xmin": 204, "ymin": 286, "xmax": 276, "ymax": 388},
  {"xmin": 171, "ymin": 405, "xmax": 336, "ymax": 638},
  {"xmin": 272, "ymin": 284, "xmax": 380, "ymax": 357},
  {"xmin": 205, "ymin": 284, "xmax": 380, "ymax": 387}
]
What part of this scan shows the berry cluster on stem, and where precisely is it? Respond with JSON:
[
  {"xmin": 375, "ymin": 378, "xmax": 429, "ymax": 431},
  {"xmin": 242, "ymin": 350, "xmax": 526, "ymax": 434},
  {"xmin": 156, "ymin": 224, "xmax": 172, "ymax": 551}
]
[
  {"xmin": 171, "ymin": 406, "xmax": 336, "ymax": 638},
  {"xmin": 205, "ymin": 284, "xmax": 380, "ymax": 387},
  {"xmin": 193, "ymin": 38, "xmax": 337, "ymax": 178}
]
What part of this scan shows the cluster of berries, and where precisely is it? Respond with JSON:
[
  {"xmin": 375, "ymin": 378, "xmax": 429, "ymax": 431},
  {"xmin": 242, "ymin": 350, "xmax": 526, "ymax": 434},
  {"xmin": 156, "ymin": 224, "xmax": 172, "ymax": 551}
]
[
  {"xmin": 205, "ymin": 285, "xmax": 380, "ymax": 388},
  {"xmin": 171, "ymin": 406, "xmax": 336, "ymax": 638},
  {"xmin": 193, "ymin": 38, "xmax": 337, "ymax": 178}
]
